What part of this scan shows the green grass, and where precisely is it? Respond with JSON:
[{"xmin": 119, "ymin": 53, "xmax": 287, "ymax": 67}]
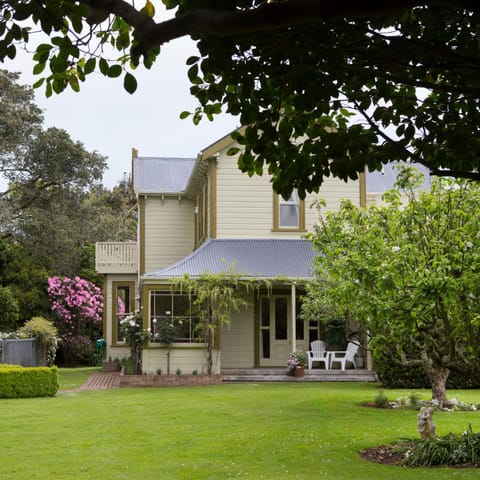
[
  {"xmin": 1, "ymin": 379, "xmax": 480, "ymax": 479},
  {"xmin": 58, "ymin": 367, "xmax": 101, "ymax": 390}
]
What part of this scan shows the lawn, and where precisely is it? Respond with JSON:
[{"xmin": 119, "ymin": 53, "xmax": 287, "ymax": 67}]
[
  {"xmin": 1, "ymin": 373, "xmax": 479, "ymax": 479},
  {"xmin": 57, "ymin": 366, "xmax": 101, "ymax": 390}
]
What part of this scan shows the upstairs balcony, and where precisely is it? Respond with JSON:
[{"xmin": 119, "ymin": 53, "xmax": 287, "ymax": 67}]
[{"xmin": 95, "ymin": 242, "xmax": 138, "ymax": 274}]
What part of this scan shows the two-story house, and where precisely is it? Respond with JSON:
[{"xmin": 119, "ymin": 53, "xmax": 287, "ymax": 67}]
[{"xmin": 96, "ymin": 128, "xmax": 368, "ymax": 375}]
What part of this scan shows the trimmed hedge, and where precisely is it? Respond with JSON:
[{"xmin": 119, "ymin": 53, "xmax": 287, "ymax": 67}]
[
  {"xmin": 372, "ymin": 342, "xmax": 480, "ymax": 389},
  {"xmin": 0, "ymin": 365, "xmax": 59, "ymax": 398}
]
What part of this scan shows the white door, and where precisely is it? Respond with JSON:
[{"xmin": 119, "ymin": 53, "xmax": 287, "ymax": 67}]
[{"xmin": 259, "ymin": 295, "xmax": 291, "ymax": 366}]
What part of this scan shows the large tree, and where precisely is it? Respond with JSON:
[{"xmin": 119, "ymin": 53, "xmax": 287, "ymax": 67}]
[
  {"xmin": 0, "ymin": 70, "xmax": 107, "ymax": 239},
  {"xmin": 0, "ymin": 70, "xmax": 136, "ymax": 325},
  {"xmin": 0, "ymin": 70, "xmax": 42, "ymax": 159},
  {"xmin": 1, "ymin": 2, "xmax": 479, "ymax": 196},
  {"xmin": 304, "ymin": 166, "xmax": 480, "ymax": 407}
]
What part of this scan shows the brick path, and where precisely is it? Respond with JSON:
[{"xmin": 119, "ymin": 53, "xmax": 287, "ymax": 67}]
[
  {"xmin": 80, "ymin": 372, "xmax": 121, "ymax": 390},
  {"xmin": 59, "ymin": 372, "xmax": 121, "ymax": 394}
]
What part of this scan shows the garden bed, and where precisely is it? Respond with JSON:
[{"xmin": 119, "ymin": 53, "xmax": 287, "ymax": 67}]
[{"xmin": 119, "ymin": 373, "xmax": 222, "ymax": 387}]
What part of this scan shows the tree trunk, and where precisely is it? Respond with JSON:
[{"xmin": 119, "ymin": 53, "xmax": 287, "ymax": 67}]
[
  {"xmin": 431, "ymin": 366, "xmax": 449, "ymax": 408},
  {"xmin": 166, "ymin": 348, "xmax": 171, "ymax": 375},
  {"xmin": 132, "ymin": 343, "xmax": 142, "ymax": 375},
  {"xmin": 205, "ymin": 329, "xmax": 213, "ymax": 375}
]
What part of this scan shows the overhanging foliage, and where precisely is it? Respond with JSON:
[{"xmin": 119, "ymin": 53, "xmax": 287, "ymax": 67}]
[{"xmin": 1, "ymin": 2, "xmax": 479, "ymax": 196}]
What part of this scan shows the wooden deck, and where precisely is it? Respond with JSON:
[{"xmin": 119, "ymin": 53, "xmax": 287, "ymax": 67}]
[
  {"xmin": 58, "ymin": 369, "xmax": 377, "ymax": 394},
  {"xmin": 221, "ymin": 368, "xmax": 378, "ymax": 383}
]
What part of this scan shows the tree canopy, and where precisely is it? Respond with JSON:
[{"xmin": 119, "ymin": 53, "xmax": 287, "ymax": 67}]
[
  {"xmin": 304, "ymin": 166, "xmax": 480, "ymax": 406},
  {"xmin": 1, "ymin": 2, "xmax": 479, "ymax": 196},
  {"xmin": 0, "ymin": 71, "xmax": 136, "ymax": 327}
]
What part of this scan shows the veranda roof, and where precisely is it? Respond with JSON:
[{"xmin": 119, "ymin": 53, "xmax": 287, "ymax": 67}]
[{"xmin": 143, "ymin": 238, "xmax": 317, "ymax": 280}]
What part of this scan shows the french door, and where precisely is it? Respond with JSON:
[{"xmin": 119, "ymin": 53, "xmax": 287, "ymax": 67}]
[{"xmin": 259, "ymin": 295, "xmax": 291, "ymax": 366}]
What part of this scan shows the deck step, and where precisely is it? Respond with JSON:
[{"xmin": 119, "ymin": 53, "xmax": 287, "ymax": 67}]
[{"xmin": 221, "ymin": 369, "xmax": 378, "ymax": 383}]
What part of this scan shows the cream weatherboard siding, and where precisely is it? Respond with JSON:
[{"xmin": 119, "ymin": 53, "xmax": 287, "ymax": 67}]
[
  {"xmin": 142, "ymin": 346, "xmax": 220, "ymax": 375},
  {"xmin": 143, "ymin": 196, "xmax": 195, "ymax": 273},
  {"xmin": 213, "ymin": 148, "xmax": 362, "ymax": 239},
  {"xmin": 220, "ymin": 298, "xmax": 256, "ymax": 368},
  {"xmin": 306, "ymin": 176, "xmax": 364, "ymax": 225}
]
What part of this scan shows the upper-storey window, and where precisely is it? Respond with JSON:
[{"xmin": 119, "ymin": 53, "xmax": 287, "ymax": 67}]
[{"xmin": 273, "ymin": 189, "xmax": 305, "ymax": 231}]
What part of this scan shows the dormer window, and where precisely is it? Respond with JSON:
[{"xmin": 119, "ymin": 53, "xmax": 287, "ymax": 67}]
[{"xmin": 273, "ymin": 189, "xmax": 305, "ymax": 231}]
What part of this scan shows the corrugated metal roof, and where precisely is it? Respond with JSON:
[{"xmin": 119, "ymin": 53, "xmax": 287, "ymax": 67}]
[
  {"xmin": 144, "ymin": 239, "xmax": 317, "ymax": 280},
  {"xmin": 366, "ymin": 162, "xmax": 431, "ymax": 193},
  {"xmin": 134, "ymin": 157, "xmax": 196, "ymax": 193}
]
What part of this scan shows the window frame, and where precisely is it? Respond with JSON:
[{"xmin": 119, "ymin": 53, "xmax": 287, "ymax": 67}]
[
  {"xmin": 149, "ymin": 290, "xmax": 199, "ymax": 344},
  {"xmin": 272, "ymin": 190, "xmax": 306, "ymax": 231},
  {"xmin": 112, "ymin": 281, "xmax": 135, "ymax": 345}
]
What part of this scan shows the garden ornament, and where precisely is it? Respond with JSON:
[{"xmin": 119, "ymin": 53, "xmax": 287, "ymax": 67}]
[{"xmin": 417, "ymin": 406, "xmax": 435, "ymax": 440}]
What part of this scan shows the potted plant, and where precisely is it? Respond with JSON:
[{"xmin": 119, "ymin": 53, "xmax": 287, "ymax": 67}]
[{"xmin": 287, "ymin": 351, "xmax": 308, "ymax": 377}]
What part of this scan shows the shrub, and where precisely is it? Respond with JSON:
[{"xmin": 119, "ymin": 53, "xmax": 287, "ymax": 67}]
[
  {"xmin": 372, "ymin": 337, "xmax": 480, "ymax": 389},
  {"xmin": 57, "ymin": 336, "xmax": 95, "ymax": 366},
  {"xmin": 47, "ymin": 276, "xmax": 103, "ymax": 366},
  {"xmin": 17, "ymin": 317, "xmax": 57, "ymax": 366},
  {"xmin": 373, "ymin": 390, "xmax": 390, "ymax": 408},
  {"xmin": 0, "ymin": 365, "xmax": 59, "ymax": 398},
  {"xmin": 399, "ymin": 425, "xmax": 480, "ymax": 467},
  {"xmin": 0, "ymin": 286, "xmax": 20, "ymax": 331}
]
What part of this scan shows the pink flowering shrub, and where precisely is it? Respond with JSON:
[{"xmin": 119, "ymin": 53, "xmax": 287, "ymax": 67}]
[{"xmin": 47, "ymin": 276, "xmax": 103, "ymax": 365}]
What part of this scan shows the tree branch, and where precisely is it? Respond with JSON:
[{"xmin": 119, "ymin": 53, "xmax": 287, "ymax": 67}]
[
  {"xmin": 86, "ymin": 0, "xmax": 479, "ymax": 57},
  {"xmin": 429, "ymin": 168, "xmax": 480, "ymax": 181}
]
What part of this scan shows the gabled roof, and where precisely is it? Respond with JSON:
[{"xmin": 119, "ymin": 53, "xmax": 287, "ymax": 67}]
[
  {"xmin": 143, "ymin": 239, "xmax": 316, "ymax": 280},
  {"xmin": 366, "ymin": 162, "xmax": 432, "ymax": 193},
  {"xmin": 134, "ymin": 157, "xmax": 196, "ymax": 194}
]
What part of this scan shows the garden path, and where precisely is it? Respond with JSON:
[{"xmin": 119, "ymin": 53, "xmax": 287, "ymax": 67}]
[
  {"xmin": 80, "ymin": 371, "xmax": 121, "ymax": 390},
  {"xmin": 59, "ymin": 372, "xmax": 120, "ymax": 394}
]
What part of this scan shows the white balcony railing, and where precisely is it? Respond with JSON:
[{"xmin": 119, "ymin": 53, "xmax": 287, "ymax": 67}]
[{"xmin": 95, "ymin": 242, "xmax": 138, "ymax": 274}]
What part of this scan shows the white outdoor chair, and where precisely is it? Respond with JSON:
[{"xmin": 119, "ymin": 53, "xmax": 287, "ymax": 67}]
[
  {"xmin": 329, "ymin": 342, "xmax": 359, "ymax": 370},
  {"xmin": 307, "ymin": 340, "xmax": 329, "ymax": 370}
]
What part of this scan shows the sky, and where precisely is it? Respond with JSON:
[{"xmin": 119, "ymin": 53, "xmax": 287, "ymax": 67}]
[{"xmin": 3, "ymin": 14, "xmax": 239, "ymax": 188}]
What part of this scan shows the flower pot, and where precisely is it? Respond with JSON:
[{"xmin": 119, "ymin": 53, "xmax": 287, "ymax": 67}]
[{"xmin": 294, "ymin": 365, "xmax": 305, "ymax": 377}]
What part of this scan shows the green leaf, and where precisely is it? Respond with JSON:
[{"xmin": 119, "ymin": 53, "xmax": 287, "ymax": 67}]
[
  {"xmin": 107, "ymin": 64, "xmax": 122, "ymax": 78},
  {"xmin": 141, "ymin": 0, "xmax": 155, "ymax": 17},
  {"xmin": 32, "ymin": 78, "xmax": 45, "ymax": 89},
  {"xmin": 186, "ymin": 56, "xmax": 200, "ymax": 66},
  {"xmin": 187, "ymin": 64, "xmax": 199, "ymax": 83},
  {"xmin": 45, "ymin": 80, "xmax": 52, "ymax": 97},
  {"xmin": 69, "ymin": 75, "xmax": 80, "ymax": 92},
  {"xmin": 179, "ymin": 111, "xmax": 191, "ymax": 119},
  {"xmin": 84, "ymin": 58, "xmax": 96, "ymax": 74},
  {"xmin": 226, "ymin": 147, "xmax": 240, "ymax": 156},
  {"xmin": 123, "ymin": 72, "xmax": 137, "ymax": 94},
  {"xmin": 33, "ymin": 63, "xmax": 46, "ymax": 75},
  {"xmin": 99, "ymin": 58, "xmax": 109, "ymax": 76},
  {"xmin": 36, "ymin": 43, "xmax": 53, "ymax": 52},
  {"xmin": 6, "ymin": 44, "xmax": 16, "ymax": 60}
]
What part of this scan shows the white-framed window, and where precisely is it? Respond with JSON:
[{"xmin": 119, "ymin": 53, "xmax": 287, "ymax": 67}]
[
  {"xmin": 274, "ymin": 189, "xmax": 305, "ymax": 230},
  {"xmin": 280, "ymin": 190, "xmax": 300, "ymax": 227},
  {"xmin": 149, "ymin": 291, "xmax": 198, "ymax": 343}
]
